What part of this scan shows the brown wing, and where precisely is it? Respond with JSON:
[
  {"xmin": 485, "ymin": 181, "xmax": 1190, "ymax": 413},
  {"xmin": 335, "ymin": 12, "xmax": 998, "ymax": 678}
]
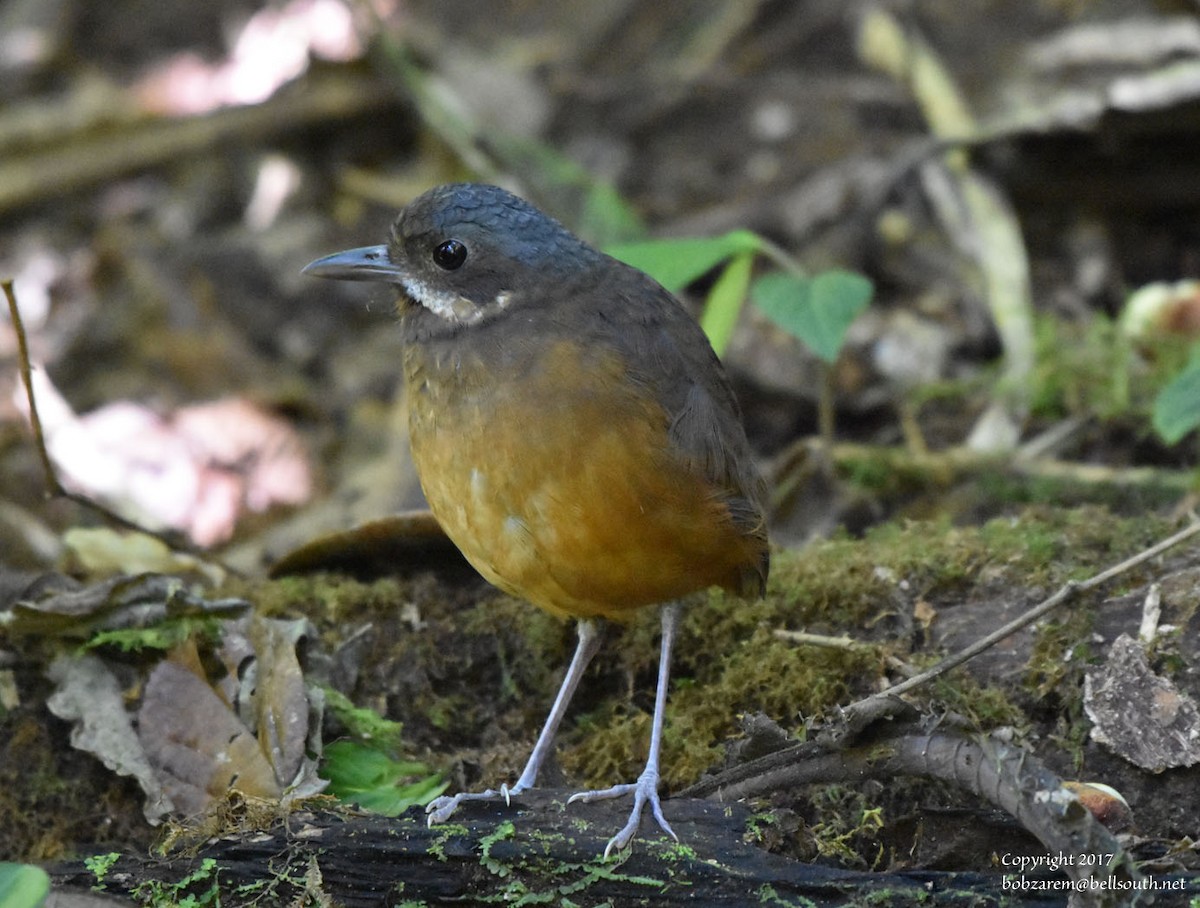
[{"xmin": 604, "ymin": 266, "xmax": 770, "ymax": 598}]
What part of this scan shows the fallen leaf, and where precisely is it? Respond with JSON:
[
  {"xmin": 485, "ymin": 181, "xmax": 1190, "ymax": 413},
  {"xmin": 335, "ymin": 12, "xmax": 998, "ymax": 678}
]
[
  {"xmin": 47, "ymin": 654, "xmax": 174, "ymax": 823},
  {"xmin": 139, "ymin": 659, "xmax": 282, "ymax": 816},
  {"xmin": 245, "ymin": 617, "xmax": 311, "ymax": 788},
  {"xmin": 64, "ymin": 527, "xmax": 225, "ymax": 584},
  {"xmin": 137, "ymin": 616, "xmax": 326, "ymax": 816},
  {"xmin": 8, "ymin": 572, "xmax": 248, "ymax": 638},
  {"xmin": 14, "ymin": 369, "xmax": 312, "ymax": 546}
]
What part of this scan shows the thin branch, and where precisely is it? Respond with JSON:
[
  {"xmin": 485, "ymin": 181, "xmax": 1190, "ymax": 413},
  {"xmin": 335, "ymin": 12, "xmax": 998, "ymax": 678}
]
[
  {"xmin": 774, "ymin": 628, "xmax": 916, "ymax": 677},
  {"xmin": 0, "ymin": 72, "xmax": 389, "ymax": 215},
  {"xmin": 4, "ymin": 279, "xmax": 60, "ymax": 494}
]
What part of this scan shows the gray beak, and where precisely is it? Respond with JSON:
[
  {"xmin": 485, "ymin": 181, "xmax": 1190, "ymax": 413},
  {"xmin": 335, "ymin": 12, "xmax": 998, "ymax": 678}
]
[{"xmin": 302, "ymin": 245, "xmax": 403, "ymax": 282}]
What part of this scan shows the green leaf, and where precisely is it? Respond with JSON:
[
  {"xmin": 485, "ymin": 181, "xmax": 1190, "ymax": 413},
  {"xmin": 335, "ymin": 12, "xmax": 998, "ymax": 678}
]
[
  {"xmin": 320, "ymin": 740, "xmax": 447, "ymax": 816},
  {"xmin": 752, "ymin": 269, "xmax": 873, "ymax": 363},
  {"xmin": 700, "ymin": 251, "xmax": 754, "ymax": 356},
  {"xmin": 0, "ymin": 863, "xmax": 50, "ymax": 908},
  {"xmin": 1153, "ymin": 350, "xmax": 1200, "ymax": 444},
  {"xmin": 606, "ymin": 230, "xmax": 761, "ymax": 292}
]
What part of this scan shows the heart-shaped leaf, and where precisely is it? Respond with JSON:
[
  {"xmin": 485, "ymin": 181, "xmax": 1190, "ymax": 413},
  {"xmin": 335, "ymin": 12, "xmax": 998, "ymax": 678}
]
[{"xmin": 752, "ymin": 269, "xmax": 873, "ymax": 363}]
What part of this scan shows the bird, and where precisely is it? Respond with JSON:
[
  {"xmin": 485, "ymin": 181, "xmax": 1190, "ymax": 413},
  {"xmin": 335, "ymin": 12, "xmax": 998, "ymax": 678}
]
[{"xmin": 303, "ymin": 182, "xmax": 768, "ymax": 856}]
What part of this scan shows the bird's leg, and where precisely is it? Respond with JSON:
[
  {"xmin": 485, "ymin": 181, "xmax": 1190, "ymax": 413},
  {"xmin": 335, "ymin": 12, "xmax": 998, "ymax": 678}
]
[
  {"xmin": 568, "ymin": 601, "xmax": 681, "ymax": 858},
  {"xmin": 426, "ymin": 617, "xmax": 604, "ymax": 825},
  {"xmin": 508, "ymin": 617, "xmax": 604, "ymax": 794}
]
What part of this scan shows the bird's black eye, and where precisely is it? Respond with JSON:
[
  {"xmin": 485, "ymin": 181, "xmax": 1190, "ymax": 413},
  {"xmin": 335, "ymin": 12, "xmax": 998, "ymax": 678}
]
[{"xmin": 433, "ymin": 239, "xmax": 467, "ymax": 270}]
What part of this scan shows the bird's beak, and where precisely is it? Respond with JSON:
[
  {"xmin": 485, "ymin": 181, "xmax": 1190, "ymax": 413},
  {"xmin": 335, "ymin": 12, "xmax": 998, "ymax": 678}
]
[{"xmin": 302, "ymin": 245, "xmax": 403, "ymax": 283}]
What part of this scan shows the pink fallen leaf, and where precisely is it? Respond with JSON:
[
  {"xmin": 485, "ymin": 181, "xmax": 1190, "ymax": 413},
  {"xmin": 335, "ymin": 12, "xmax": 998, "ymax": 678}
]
[{"xmin": 14, "ymin": 368, "xmax": 312, "ymax": 546}]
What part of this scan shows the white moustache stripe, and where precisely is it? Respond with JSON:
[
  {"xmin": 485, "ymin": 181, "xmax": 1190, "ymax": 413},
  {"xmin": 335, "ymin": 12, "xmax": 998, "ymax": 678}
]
[{"xmin": 401, "ymin": 275, "xmax": 482, "ymax": 325}]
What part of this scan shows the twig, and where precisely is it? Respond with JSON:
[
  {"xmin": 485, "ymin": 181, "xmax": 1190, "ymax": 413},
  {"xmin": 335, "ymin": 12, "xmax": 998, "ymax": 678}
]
[
  {"xmin": 4, "ymin": 279, "xmax": 58, "ymax": 492},
  {"xmin": 816, "ymin": 439, "xmax": 1196, "ymax": 498},
  {"xmin": 0, "ymin": 72, "xmax": 391, "ymax": 215},
  {"xmin": 774, "ymin": 628, "xmax": 916, "ymax": 677}
]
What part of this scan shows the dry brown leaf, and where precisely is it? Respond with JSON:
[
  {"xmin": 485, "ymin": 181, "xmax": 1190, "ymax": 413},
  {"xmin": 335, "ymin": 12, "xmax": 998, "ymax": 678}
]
[
  {"xmin": 246, "ymin": 616, "xmax": 311, "ymax": 788},
  {"xmin": 138, "ymin": 658, "xmax": 283, "ymax": 816}
]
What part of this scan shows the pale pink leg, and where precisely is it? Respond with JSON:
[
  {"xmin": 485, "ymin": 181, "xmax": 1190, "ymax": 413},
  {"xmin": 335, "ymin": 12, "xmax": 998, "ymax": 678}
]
[
  {"xmin": 426, "ymin": 618, "xmax": 604, "ymax": 824},
  {"xmin": 567, "ymin": 601, "xmax": 681, "ymax": 857}
]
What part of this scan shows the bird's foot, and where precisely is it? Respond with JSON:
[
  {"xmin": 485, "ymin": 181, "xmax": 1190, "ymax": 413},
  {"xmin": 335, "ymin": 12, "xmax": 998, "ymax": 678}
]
[
  {"xmin": 426, "ymin": 782, "xmax": 527, "ymax": 825},
  {"xmin": 567, "ymin": 767, "xmax": 677, "ymax": 858}
]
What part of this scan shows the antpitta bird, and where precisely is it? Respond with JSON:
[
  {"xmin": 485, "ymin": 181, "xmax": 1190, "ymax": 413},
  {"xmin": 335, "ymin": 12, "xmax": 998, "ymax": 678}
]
[{"xmin": 304, "ymin": 183, "xmax": 768, "ymax": 855}]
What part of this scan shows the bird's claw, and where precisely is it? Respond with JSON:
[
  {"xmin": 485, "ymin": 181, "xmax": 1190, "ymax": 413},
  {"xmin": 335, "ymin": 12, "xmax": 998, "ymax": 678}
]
[
  {"xmin": 425, "ymin": 793, "xmax": 466, "ymax": 827},
  {"xmin": 567, "ymin": 769, "xmax": 676, "ymax": 858},
  {"xmin": 425, "ymin": 784, "xmax": 525, "ymax": 826}
]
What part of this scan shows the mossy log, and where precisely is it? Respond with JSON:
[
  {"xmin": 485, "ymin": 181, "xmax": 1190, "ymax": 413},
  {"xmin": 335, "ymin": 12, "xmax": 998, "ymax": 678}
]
[{"xmin": 47, "ymin": 788, "xmax": 1133, "ymax": 907}]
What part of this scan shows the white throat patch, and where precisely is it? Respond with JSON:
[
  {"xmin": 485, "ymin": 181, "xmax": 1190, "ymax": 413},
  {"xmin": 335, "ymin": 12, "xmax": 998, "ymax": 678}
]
[
  {"xmin": 401, "ymin": 275, "xmax": 483, "ymax": 325},
  {"xmin": 402, "ymin": 277, "xmax": 516, "ymax": 326}
]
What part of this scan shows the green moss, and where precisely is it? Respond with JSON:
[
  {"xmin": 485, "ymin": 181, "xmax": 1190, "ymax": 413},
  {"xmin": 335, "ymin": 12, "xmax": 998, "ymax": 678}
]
[
  {"xmin": 0, "ymin": 712, "xmax": 152, "ymax": 862},
  {"xmin": 924, "ymin": 671, "xmax": 1027, "ymax": 731},
  {"xmin": 1024, "ymin": 612, "xmax": 1096, "ymax": 713},
  {"xmin": 806, "ymin": 786, "xmax": 885, "ymax": 869},
  {"xmin": 84, "ymin": 852, "xmax": 121, "ymax": 888},
  {"xmin": 132, "ymin": 857, "xmax": 221, "ymax": 907},
  {"xmin": 427, "ymin": 823, "xmax": 469, "ymax": 862},
  {"xmin": 479, "ymin": 820, "xmax": 517, "ymax": 877},
  {"xmin": 444, "ymin": 818, "xmax": 670, "ymax": 905}
]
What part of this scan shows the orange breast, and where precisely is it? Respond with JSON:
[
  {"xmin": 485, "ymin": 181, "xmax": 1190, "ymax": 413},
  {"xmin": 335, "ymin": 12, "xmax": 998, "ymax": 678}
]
[{"xmin": 406, "ymin": 339, "xmax": 761, "ymax": 620}]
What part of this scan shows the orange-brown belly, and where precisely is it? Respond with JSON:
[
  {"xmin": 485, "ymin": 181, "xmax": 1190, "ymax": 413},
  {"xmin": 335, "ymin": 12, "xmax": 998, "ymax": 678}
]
[{"xmin": 406, "ymin": 340, "xmax": 757, "ymax": 620}]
